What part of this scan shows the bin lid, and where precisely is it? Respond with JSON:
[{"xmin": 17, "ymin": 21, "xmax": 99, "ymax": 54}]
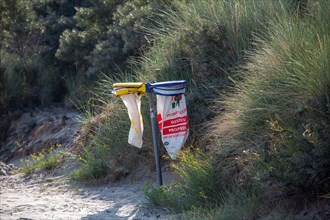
[
  {"xmin": 148, "ymin": 80, "xmax": 186, "ymax": 96},
  {"xmin": 148, "ymin": 80, "xmax": 186, "ymax": 88}
]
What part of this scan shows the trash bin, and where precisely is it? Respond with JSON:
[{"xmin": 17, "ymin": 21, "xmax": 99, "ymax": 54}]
[{"xmin": 148, "ymin": 80, "xmax": 189, "ymax": 158}]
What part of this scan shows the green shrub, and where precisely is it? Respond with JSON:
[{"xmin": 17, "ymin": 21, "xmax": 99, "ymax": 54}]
[
  {"xmin": 1, "ymin": 54, "xmax": 22, "ymax": 95},
  {"xmin": 144, "ymin": 149, "xmax": 222, "ymax": 211},
  {"xmin": 0, "ymin": 47, "xmax": 65, "ymax": 109}
]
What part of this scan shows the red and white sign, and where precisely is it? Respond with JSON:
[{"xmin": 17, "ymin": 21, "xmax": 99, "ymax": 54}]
[{"xmin": 156, "ymin": 94, "xmax": 189, "ymax": 158}]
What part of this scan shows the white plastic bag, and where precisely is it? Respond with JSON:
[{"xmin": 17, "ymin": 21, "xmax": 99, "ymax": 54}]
[
  {"xmin": 120, "ymin": 94, "xmax": 143, "ymax": 148},
  {"xmin": 157, "ymin": 94, "xmax": 189, "ymax": 158}
]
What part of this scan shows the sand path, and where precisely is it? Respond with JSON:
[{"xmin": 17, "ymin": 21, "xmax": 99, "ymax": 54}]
[{"xmin": 0, "ymin": 173, "xmax": 174, "ymax": 220}]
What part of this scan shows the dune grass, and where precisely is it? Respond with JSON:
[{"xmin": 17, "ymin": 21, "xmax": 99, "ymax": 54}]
[
  {"xmin": 144, "ymin": 149, "xmax": 222, "ymax": 211},
  {"xmin": 132, "ymin": 0, "xmax": 285, "ymax": 148},
  {"xmin": 143, "ymin": 0, "xmax": 329, "ymax": 217},
  {"xmin": 212, "ymin": 0, "xmax": 330, "ymax": 190}
]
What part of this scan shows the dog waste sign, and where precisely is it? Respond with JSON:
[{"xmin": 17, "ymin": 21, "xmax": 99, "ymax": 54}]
[{"xmin": 112, "ymin": 80, "xmax": 189, "ymax": 185}]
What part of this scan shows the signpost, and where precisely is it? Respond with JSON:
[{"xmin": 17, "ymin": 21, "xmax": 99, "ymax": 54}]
[{"xmin": 148, "ymin": 91, "xmax": 163, "ymax": 186}]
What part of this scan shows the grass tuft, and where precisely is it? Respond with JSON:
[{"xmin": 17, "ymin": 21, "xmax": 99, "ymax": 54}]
[
  {"xmin": 144, "ymin": 149, "xmax": 222, "ymax": 211},
  {"xmin": 70, "ymin": 142, "xmax": 111, "ymax": 181},
  {"xmin": 20, "ymin": 144, "xmax": 64, "ymax": 175},
  {"xmin": 183, "ymin": 187, "xmax": 261, "ymax": 220}
]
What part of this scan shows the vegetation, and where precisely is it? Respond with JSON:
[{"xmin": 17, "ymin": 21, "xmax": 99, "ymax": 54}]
[
  {"xmin": 212, "ymin": 0, "xmax": 330, "ymax": 192},
  {"xmin": 70, "ymin": 83, "xmax": 140, "ymax": 181},
  {"xmin": 1, "ymin": 0, "xmax": 329, "ymax": 219},
  {"xmin": 0, "ymin": 0, "xmax": 171, "ymax": 155},
  {"xmin": 71, "ymin": 142, "xmax": 111, "ymax": 181},
  {"xmin": 144, "ymin": 149, "xmax": 262, "ymax": 219},
  {"xmin": 144, "ymin": 0, "xmax": 329, "ymax": 217},
  {"xmin": 20, "ymin": 144, "xmax": 64, "ymax": 175},
  {"xmin": 183, "ymin": 188, "xmax": 261, "ymax": 220},
  {"xmin": 144, "ymin": 149, "xmax": 222, "ymax": 211}
]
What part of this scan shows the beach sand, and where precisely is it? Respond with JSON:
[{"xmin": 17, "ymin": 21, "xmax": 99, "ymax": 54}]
[{"xmin": 0, "ymin": 170, "xmax": 175, "ymax": 220}]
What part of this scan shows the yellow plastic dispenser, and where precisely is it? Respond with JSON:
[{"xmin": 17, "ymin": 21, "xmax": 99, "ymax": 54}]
[
  {"xmin": 112, "ymin": 82, "xmax": 146, "ymax": 96},
  {"xmin": 112, "ymin": 82, "xmax": 147, "ymax": 149}
]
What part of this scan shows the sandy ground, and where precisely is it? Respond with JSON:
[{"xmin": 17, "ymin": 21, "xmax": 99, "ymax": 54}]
[
  {"xmin": 0, "ymin": 171, "xmax": 176, "ymax": 220},
  {"xmin": 0, "ymin": 107, "xmax": 180, "ymax": 220}
]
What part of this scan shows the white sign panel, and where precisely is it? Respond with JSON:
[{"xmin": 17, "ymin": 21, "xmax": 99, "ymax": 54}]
[{"xmin": 156, "ymin": 94, "xmax": 189, "ymax": 158}]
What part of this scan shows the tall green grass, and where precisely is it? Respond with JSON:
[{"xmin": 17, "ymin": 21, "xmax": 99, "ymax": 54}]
[
  {"xmin": 134, "ymin": 0, "xmax": 285, "ymax": 147},
  {"xmin": 213, "ymin": 0, "xmax": 330, "ymax": 190},
  {"xmin": 144, "ymin": 149, "xmax": 222, "ymax": 211},
  {"xmin": 138, "ymin": 0, "xmax": 284, "ymax": 80}
]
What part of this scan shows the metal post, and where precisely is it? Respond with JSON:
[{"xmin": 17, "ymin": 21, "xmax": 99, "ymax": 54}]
[{"xmin": 148, "ymin": 92, "xmax": 163, "ymax": 186}]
